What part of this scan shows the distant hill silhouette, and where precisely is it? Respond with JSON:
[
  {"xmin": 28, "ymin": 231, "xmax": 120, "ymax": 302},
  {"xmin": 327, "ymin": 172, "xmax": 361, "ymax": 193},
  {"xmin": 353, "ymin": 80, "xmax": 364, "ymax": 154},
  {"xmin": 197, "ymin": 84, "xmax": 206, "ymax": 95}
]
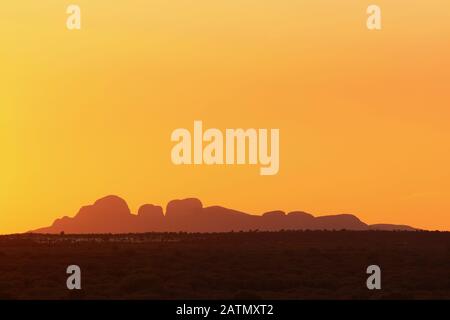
[{"xmin": 31, "ymin": 195, "xmax": 416, "ymax": 234}]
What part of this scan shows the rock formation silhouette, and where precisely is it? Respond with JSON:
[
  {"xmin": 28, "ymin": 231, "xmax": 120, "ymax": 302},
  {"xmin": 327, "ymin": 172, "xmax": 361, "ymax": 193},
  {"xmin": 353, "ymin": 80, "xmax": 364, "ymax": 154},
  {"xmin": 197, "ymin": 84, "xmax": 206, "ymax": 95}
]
[{"xmin": 31, "ymin": 195, "xmax": 416, "ymax": 234}]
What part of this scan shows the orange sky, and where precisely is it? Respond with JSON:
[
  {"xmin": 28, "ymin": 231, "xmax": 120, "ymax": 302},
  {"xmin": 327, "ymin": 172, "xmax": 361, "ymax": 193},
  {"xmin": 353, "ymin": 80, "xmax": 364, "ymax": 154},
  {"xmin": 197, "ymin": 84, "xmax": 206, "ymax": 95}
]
[{"xmin": 1, "ymin": 1, "xmax": 450, "ymax": 234}]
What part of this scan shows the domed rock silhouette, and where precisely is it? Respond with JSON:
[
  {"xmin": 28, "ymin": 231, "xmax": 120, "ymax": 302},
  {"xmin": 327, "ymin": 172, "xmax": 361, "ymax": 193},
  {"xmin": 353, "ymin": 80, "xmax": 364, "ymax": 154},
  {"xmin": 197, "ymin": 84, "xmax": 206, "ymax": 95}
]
[
  {"xmin": 263, "ymin": 210, "xmax": 285, "ymax": 218},
  {"xmin": 313, "ymin": 214, "xmax": 367, "ymax": 230},
  {"xmin": 261, "ymin": 211, "xmax": 287, "ymax": 230},
  {"xmin": 166, "ymin": 198, "xmax": 203, "ymax": 217},
  {"xmin": 35, "ymin": 195, "xmax": 135, "ymax": 234},
  {"xmin": 30, "ymin": 195, "xmax": 416, "ymax": 234},
  {"xmin": 137, "ymin": 204, "xmax": 165, "ymax": 231},
  {"xmin": 138, "ymin": 204, "xmax": 164, "ymax": 218}
]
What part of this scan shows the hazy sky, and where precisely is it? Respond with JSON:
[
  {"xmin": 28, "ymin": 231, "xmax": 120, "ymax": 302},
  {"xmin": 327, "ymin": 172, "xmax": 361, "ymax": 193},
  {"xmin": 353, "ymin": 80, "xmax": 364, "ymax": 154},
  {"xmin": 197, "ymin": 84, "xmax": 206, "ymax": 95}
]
[{"xmin": 1, "ymin": 1, "xmax": 449, "ymax": 233}]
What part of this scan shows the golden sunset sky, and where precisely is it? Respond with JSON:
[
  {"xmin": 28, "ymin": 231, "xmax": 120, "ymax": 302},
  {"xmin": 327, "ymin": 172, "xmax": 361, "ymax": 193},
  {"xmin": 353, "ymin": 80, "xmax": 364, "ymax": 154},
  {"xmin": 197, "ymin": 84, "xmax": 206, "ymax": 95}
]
[{"xmin": 1, "ymin": 1, "xmax": 449, "ymax": 233}]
